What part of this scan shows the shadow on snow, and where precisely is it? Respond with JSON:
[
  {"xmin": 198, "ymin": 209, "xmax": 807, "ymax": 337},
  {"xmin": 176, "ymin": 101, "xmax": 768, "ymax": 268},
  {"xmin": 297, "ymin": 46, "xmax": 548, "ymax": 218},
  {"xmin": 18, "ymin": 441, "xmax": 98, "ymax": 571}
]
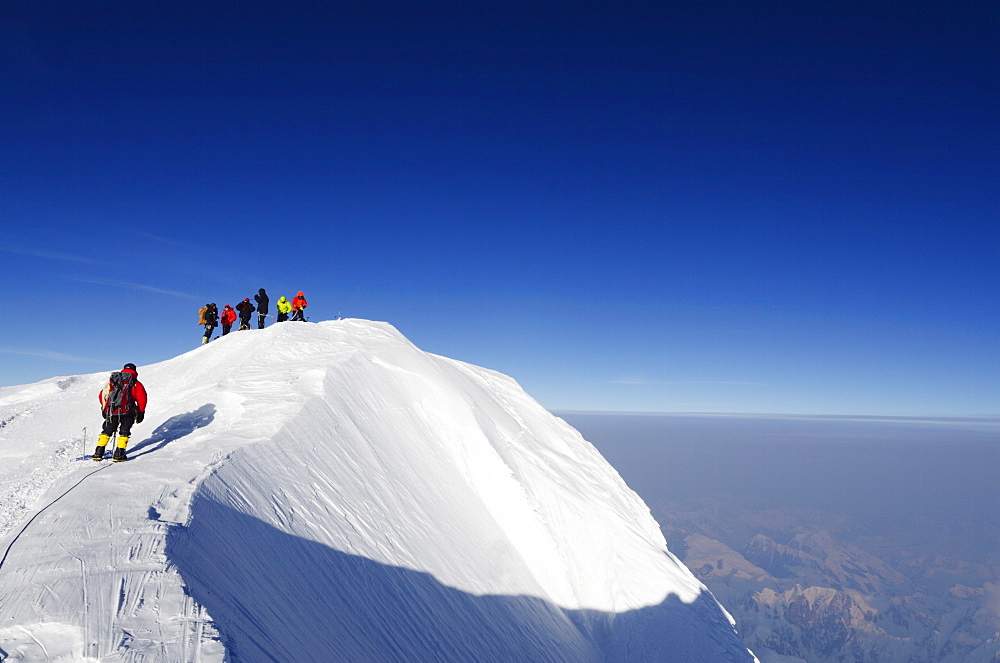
[
  {"xmin": 129, "ymin": 404, "xmax": 216, "ymax": 459},
  {"xmin": 165, "ymin": 495, "xmax": 752, "ymax": 663}
]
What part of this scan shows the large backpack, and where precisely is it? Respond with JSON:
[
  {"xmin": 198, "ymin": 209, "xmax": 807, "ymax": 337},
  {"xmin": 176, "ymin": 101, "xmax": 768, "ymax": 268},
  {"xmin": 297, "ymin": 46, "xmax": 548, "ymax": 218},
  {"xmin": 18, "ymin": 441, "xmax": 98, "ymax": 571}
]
[{"xmin": 102, "ymin": 371, "xmax": 136, "ymax": 416}]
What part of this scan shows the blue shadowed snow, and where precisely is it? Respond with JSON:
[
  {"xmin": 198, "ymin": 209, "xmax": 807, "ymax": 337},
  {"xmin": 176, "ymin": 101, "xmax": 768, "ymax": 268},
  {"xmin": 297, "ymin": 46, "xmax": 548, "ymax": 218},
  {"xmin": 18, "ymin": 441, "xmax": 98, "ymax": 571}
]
[{"xmin": 167, "ymin": 494, "xmax": 748, "ymax": 663}]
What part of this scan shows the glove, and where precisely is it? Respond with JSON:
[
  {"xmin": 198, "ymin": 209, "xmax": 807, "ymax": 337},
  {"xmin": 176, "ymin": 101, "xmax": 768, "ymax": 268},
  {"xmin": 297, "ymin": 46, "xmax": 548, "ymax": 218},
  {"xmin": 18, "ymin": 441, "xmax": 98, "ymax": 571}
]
[{"xmin": 136, "ymin": 412, "xmax": 145, "ymax": 424}]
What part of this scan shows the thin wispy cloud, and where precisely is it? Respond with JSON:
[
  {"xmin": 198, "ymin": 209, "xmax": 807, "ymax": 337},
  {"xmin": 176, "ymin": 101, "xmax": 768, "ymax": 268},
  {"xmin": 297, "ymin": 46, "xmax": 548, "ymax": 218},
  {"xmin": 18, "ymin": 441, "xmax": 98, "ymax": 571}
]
[
  {"xmin": 0, "ymin": 346, "xmax": 106, "ymax": 363},
  {"xmin": 128, "ymin": 230, "xmax": 208, "ymax": 254},
  {"xmin": 76, "ymin": 277, "xmax": 201, "ymax": 299},
  {"xmin": 0, "ymin": 246, "xmax": 102, "ymax": 265}
]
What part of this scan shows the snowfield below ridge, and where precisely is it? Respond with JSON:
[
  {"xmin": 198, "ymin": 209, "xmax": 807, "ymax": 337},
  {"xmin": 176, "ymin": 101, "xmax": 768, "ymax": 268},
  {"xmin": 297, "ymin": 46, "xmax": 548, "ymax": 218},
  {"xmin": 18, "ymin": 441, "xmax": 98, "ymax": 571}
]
[{"xmin": 0, "ymin": 319, "xmax": 755, "ymax": 662}]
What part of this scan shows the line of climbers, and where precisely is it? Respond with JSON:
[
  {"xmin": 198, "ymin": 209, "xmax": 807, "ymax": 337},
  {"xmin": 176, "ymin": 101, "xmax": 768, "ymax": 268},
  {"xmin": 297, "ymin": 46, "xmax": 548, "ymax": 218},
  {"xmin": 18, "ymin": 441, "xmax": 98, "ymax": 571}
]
[
  {"xmin": 197, "ymin": 289, "xmax": 308, "ymax": 345},
  {"xmin": 91, "ymin": 290, "xmax": 307, "ymax": 460}
]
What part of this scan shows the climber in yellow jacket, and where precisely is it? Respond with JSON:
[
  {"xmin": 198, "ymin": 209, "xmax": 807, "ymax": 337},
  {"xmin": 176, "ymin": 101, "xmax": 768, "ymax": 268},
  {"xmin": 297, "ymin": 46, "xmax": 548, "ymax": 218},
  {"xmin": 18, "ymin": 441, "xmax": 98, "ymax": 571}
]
[{"xmin": 275, "ymin": 296, "xmax": 293, "ymax": 322}]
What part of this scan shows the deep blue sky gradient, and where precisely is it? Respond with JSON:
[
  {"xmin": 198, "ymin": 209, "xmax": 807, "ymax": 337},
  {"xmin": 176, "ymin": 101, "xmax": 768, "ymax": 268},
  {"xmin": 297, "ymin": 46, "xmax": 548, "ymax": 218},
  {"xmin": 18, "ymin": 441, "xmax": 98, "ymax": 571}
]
[{"xmin": 2, "ymin": 1, "xmax": 997, "ymax": 414}]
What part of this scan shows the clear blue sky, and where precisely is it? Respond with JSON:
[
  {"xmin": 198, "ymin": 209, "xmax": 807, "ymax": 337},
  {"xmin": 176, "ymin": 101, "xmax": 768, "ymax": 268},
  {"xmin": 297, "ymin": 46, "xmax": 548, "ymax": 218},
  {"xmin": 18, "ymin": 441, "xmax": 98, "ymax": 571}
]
[{"xmin": 2, "ymin": 1, "xmax": 997, "ymax": 415}]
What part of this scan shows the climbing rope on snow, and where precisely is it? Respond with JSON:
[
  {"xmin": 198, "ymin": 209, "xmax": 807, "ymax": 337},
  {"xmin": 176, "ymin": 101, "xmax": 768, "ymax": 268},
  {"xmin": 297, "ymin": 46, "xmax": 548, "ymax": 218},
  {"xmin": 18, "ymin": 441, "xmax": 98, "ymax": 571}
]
[{"xmin": 0, "ymin": 463, "xmax": 112, "ymax": 572}]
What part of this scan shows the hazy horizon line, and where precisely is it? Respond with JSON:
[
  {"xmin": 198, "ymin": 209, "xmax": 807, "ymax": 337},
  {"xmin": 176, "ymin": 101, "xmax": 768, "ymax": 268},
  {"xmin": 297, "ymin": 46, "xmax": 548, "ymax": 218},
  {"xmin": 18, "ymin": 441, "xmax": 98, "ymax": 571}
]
[{"xmin": 552, "ymin": 410, "xmax": 1000, "ymax": 425}]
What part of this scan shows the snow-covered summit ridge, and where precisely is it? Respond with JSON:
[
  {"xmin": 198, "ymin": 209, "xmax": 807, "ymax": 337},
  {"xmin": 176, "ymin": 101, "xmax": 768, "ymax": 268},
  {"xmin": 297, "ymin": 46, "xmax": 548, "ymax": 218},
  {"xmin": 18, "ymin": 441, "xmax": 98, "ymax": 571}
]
[{"xmin": 0, "ymin": 319, "xmax": 755, "ymax": 661}]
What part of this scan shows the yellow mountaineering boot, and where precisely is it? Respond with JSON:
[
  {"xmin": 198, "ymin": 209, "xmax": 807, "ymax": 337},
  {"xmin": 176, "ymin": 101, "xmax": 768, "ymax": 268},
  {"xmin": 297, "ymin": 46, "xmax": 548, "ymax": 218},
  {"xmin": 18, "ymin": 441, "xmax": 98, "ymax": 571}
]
[
  {"xmin": 93, "ymin": 433, "xmax": 111, "ymax": 460},
  {"xmin": 112, "ymin": 436, "xmax": 129, "ymax": 462}
]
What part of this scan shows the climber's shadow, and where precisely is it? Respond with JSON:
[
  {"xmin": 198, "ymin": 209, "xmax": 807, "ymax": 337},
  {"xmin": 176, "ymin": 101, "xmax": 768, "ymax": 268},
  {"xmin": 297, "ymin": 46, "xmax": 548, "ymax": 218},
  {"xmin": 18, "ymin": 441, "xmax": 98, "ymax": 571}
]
[{"xmin": 130, "ymin": 404, "xmax": 216, "ymax": 459}]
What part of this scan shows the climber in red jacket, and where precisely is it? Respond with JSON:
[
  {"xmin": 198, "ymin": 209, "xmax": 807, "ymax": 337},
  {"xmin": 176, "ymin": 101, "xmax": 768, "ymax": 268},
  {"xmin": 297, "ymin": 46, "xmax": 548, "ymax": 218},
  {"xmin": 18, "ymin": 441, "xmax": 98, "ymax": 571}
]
[
  {"xmin": 220, "ymin": 304, "xmax": 237, "ymax": 335},
  {"xmin": 93, "ymin": 363, "xmax": 148, "ymax": 462}
]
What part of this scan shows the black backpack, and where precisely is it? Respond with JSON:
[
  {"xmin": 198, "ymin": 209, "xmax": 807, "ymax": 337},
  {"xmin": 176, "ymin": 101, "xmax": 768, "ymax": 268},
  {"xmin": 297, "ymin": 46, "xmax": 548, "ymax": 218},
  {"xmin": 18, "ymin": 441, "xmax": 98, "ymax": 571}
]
[{"xmin": 103, "ymin": 371, "xmax": 136, "ymax": 416}]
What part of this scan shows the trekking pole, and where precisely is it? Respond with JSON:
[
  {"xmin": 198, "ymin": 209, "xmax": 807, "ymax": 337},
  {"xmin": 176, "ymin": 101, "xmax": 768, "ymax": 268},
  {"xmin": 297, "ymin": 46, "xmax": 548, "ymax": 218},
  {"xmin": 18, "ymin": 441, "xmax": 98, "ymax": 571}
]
[{"xmin": 82, "ymin": 427, "xmax": 87, "ymax": 457}]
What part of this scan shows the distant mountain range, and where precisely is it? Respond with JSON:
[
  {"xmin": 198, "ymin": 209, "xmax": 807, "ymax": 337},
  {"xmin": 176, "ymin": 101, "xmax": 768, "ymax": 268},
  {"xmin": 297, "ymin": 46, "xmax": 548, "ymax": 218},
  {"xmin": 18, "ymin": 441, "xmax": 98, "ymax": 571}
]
[{"xmin": 654, "ymin": 500, "xmax": 999, "ymax": 662}]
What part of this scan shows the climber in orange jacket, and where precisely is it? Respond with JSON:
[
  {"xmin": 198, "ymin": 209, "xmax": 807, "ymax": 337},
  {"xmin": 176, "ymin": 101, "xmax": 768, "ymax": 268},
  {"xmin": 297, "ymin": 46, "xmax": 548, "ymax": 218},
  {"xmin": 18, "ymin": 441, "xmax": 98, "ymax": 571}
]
[{"xmin": 291, "ymin": 291, "xmax": 308, "ymax": 321}]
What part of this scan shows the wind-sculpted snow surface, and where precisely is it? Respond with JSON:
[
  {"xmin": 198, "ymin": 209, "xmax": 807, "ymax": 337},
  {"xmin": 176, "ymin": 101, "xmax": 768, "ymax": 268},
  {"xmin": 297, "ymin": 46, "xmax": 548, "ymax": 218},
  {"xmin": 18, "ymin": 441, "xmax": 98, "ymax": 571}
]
[{"xmin": 0, "ymin": 320, "xmax": 755, "ymax": 662}]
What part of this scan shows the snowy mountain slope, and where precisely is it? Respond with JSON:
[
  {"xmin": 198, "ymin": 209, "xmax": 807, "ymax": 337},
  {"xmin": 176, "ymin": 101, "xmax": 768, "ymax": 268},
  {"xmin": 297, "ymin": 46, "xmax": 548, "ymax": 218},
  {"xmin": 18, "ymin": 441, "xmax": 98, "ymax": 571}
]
[{"xmin": 0, "ymin": 319, "xmax": 756, "ymax": 662}]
